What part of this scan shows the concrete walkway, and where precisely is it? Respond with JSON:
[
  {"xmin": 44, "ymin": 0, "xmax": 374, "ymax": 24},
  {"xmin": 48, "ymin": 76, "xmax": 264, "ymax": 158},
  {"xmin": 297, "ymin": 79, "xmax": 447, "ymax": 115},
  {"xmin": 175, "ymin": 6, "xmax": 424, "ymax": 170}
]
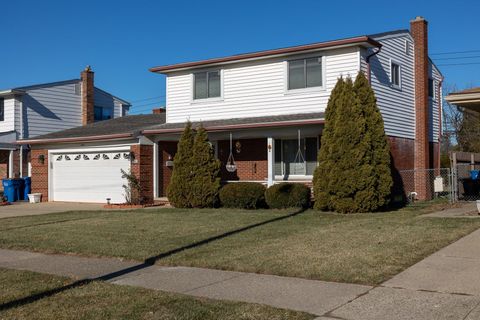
[
  {"xmin": 0, "ymin": 202, "xmax": 105, "ymax": 219},
  {"xmin": 2, "ymin": 228, "xmax": 480, "ymax": 318},
  {"xmin": 423, "ymin": 201, "xmax": 480, "ymax": 218}
]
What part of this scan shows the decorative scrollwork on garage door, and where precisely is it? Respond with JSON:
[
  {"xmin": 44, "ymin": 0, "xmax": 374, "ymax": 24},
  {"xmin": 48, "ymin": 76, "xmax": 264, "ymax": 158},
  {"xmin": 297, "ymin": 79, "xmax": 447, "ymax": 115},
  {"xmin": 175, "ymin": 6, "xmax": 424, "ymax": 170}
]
[
  {"xmin": 93, "ymin": 154, "xmax": 100, "ymax": 160},
  {"xmin": 56, "ymin": 155, "xmax": 63, "ymax": 161},
  {"xmin": 102, "ymin": 154, "xmax": 110, "ymax": 160}
]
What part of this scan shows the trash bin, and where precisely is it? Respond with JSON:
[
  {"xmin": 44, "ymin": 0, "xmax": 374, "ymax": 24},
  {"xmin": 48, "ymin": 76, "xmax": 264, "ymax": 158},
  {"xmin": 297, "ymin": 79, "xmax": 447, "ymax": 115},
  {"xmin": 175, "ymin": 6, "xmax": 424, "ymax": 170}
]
[
  {"xmin": 22, "ymin": 177, "xmax": 31, "ymax": 201},
  {"xmin": 2, "ymin": 179, "xmax": 15, "ymax": 202},
  {"xmin": 471, "ymin": 170, "xmax": 480, "ymax": 180},
  {"xmin": 12, "ymin": 179, "xmax": 24, "ymax": 201}
]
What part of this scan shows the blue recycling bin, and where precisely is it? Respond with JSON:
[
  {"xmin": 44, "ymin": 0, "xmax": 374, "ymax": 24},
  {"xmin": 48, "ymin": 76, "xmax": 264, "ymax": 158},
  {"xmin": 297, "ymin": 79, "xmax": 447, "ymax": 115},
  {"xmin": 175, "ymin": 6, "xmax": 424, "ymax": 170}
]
[
  {"xmin": 22, "ymin": 177, "xmax": 31, "ymax": 201},
  {"xmin": 2, "ymin": 179, "xmax": 25, "ymax": 202},
  {"xmin": 471, "ymin": 170, "xmax": 480, "ymax": 180},
  {"xmin": 2, "ymin": 179, "xmax": 15, "ymax": 202}
]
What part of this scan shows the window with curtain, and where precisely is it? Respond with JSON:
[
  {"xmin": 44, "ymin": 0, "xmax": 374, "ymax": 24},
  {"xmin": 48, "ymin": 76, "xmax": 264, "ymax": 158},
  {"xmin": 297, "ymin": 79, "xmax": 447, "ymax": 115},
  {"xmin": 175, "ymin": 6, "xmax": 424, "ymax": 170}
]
[
  {"xmin": 288, "ymin": 57, "xmax": 322, "ymax": 90},
  {"xmin": 194, "ymin": 70, "xmax": 221, "ymax": 99}
]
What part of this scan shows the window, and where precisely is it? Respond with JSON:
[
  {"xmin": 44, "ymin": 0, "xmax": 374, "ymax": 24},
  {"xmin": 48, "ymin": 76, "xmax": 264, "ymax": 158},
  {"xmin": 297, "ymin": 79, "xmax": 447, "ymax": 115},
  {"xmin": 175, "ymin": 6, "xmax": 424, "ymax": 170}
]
[
  {"xmin": 274, "ymin": 137, "xmax": 319, "ymax": 177},
  {"xmin": 0, "ymin": 98, "xmax": 4, "ymax": 122},
  {"xmin": 194, "ymin": 70, "xmax": 221, "ymax": 100},
  {"xmin": 288, "ymin": 57, "xmax": 323, "ymax": 90},
  {"xmin": 428, "ymin": 78, "xmax": 435, "ymax": 99},
  {"xmin": 390, "ymin": 62, "xmax": 401, "ymax": 88},
  {"xmin": 94, "ymin": 106, "xmax": 113, "ymax": 122}
]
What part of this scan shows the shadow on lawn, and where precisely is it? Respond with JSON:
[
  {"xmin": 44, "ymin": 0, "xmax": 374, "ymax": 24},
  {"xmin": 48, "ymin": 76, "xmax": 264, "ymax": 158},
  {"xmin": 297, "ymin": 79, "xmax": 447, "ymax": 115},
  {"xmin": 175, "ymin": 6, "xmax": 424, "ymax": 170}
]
[{"xmin": 0, "ymin": 208, "xmax": 305, "ymax": 311}]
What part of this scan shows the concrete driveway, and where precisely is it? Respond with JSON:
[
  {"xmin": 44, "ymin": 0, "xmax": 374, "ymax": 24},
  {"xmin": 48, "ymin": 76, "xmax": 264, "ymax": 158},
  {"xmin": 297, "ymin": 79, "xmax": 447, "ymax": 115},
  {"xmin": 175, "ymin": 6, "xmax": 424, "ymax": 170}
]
[{"xmin": 0, "ymin": 202, "xmax": 105, "ymax": 218}]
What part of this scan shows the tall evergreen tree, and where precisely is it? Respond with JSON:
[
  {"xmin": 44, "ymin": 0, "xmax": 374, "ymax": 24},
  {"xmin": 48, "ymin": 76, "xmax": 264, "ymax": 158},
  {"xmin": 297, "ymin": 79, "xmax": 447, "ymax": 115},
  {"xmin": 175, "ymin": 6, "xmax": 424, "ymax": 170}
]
[
  {"xmin": 190, "ymin": 124, "xmax": 221, "ymax": 208},
  {"xmin": 313, "ymin": 77, "xmax": 345, "ymax": 210},
  {"xmin": 167, "ymin": 121, "xmax": 194, "ymax": 208},
  {"xmin": 353, "ymin": 72, "xmax": 392, "ymax": 211},
  {"xmin": 314, "ymin": 74, "xmax": 391, "ymax": 213}
]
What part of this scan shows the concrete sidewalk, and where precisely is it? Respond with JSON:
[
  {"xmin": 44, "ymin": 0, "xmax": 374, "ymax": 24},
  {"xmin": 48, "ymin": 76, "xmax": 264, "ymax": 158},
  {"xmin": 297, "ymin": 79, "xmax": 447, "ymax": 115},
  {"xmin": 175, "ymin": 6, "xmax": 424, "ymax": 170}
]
[
  {"xmin": 2, "ymin": 228, "xmax": 480, "ymax": 318},
  {"xmin": 0, "ymin": 248, "xmax": 371, "ymax": 316}
]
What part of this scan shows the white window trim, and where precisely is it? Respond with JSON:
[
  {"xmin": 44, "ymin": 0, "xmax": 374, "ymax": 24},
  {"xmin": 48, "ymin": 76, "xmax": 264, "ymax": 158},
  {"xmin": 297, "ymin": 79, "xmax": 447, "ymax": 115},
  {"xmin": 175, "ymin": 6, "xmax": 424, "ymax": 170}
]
[
  {"xmin": 284, "ymin": 55, "xmax": 326, "ymax": 95},
  {"xmin": 190, "ymin": 69, "xmax": 224, "ymax": 104},
  {"xmin": 389, "ymin": 59, "xmax": 402, "ymax": 90}
]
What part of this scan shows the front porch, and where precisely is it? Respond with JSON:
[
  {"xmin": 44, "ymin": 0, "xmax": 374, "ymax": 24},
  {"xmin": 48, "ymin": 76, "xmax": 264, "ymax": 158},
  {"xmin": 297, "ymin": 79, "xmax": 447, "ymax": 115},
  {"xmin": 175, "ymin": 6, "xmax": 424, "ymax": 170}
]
[{"xmin": 150, "ymin": 123, "xmax": 323, "ymax": 198}]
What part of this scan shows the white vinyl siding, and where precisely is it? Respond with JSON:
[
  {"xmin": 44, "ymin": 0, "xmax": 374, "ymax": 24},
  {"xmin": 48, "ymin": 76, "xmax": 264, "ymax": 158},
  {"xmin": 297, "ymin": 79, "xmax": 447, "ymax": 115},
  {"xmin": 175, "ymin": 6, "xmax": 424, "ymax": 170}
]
[
  {"xmin": 0, "ymin": 97, "xmax": 16, "ymax": 133},
  {"xmin": 362, "ymin": 34, "xmax": 415, "ymax": 139},
  {"xmin": 166, "ymin": 47, "xmax": 360, "ymax": 123},
  {"xmin": 429, "ymin": 62, "xmax": 442, "ymax": 142}
]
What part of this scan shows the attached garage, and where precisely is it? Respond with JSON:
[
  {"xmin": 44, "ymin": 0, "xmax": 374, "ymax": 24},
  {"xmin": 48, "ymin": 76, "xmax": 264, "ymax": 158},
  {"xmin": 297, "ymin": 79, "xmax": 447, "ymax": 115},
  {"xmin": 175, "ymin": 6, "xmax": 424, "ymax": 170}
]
[{"xmin": 50, "ymin": 149, "xmax": 131, "ymax": 203}]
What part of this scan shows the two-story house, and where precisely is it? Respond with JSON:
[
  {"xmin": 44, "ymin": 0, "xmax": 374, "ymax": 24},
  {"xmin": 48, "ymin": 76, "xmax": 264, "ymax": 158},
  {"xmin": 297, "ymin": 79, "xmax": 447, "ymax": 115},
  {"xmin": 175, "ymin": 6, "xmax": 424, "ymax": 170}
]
[
  {"xmin": 20, "ymin": 17, "xmax": 442, "ymax": 204},
  {"xmin": 0, "ymin": 67, "xmax": 130, "ymax": 186}
]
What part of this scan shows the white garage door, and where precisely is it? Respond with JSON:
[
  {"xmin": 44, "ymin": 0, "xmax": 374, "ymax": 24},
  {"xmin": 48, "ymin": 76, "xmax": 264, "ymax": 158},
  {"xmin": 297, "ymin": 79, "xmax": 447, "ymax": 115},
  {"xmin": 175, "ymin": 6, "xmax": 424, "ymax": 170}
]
[{"xmin": 51, "ymin": 150, "xmax": 131, "ymax": 203}]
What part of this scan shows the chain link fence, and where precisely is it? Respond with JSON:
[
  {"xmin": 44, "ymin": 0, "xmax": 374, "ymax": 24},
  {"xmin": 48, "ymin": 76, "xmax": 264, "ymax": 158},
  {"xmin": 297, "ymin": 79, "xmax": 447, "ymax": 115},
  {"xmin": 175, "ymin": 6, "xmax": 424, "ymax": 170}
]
[{"xmin": 397, "ymin": 168, "xmax": 453, "ymax": 203}]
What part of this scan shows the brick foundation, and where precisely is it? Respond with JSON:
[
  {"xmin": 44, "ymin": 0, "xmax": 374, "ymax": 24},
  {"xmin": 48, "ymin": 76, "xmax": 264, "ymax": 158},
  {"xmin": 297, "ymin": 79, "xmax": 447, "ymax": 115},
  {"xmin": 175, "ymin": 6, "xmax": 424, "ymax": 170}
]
[
  {"xmin": 131, "ymin": 144, "xmax": 154, "ymax": 203},
  {"xmin": 30, "ymin": 149, "xmax": 49, "ymax": 202}
]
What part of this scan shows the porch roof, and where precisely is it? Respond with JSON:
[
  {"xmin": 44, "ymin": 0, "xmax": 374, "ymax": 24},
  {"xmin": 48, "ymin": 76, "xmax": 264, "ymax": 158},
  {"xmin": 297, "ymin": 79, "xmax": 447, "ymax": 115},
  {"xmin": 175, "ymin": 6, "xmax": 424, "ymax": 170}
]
[
  {"xmin": 142, "ymin": 112, "xmax": 325, "ymax": 134},
  {"xmin": 445, "ymin": 87, "xmax": 480, "ymax": 110}
]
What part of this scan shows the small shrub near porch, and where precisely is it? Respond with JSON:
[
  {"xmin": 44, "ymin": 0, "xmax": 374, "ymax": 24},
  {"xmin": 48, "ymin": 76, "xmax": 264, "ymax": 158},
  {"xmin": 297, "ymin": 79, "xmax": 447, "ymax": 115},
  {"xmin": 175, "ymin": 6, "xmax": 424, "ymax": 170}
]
[
  {"xmin": 219, "ymin": 182, "xmax": 266, "ymax": 209},
  {"xmin": 265, "ymin": 183, "xmax": 311, "ymax": 209}
]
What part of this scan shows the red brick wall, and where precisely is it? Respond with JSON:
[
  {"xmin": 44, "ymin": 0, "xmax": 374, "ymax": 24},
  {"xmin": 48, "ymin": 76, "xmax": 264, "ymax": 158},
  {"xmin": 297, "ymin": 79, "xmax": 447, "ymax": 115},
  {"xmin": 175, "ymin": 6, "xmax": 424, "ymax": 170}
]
[
  {"xmin": 411, "ymin": 17, "xmax": 430, "ymax": 199},
  {"xmin": 81, "ymin": 67, "xmax": 95, "ymax": 125},
  {"xmin": 130, "ymin": 144, "xmax": 154, "ymax": 203},
  {"xmin": 217, "ymin": 138, "xmax": 267, "ymax": 181},
  {"xmin": 30, "ymin": 149, "xmax": 49, "ymax": 202},
  {"xmin": 388, "ymin": 136, "xmax": 415, "ymax": 171},
  {"xmin": 158, "ymin": 141, "xmax": 177, "ymax": 197}
]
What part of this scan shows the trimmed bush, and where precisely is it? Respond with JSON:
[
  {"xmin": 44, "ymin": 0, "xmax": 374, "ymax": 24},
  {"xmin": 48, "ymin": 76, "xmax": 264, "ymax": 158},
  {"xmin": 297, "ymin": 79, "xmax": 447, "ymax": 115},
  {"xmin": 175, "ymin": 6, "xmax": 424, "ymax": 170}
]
[
  {"xmin": 265, "ymin": 183, "xmax": 311, "ymax": 209},
  {"xmin": 219, "ymin": 182, "xmax": 266, "ymax": 209}
]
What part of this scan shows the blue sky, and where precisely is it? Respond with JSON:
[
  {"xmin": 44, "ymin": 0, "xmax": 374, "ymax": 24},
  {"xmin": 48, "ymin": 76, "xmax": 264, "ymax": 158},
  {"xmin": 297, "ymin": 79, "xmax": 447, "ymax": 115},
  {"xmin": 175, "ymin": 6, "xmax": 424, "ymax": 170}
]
[{"xmin": 1, "ymin": 0, "xmax": 479, "ymax": 114}]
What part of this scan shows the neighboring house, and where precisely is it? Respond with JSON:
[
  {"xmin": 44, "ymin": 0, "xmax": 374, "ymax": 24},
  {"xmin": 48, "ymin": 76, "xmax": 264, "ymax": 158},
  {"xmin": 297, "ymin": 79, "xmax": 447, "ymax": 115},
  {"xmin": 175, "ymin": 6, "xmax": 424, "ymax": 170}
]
[
  {"xmin": 0, "ymin": 67, "xmax": 130, "ymax": 184},
  {"xmin": 20, "ymin": 17, "xmax": 442, "ymax": 203}
]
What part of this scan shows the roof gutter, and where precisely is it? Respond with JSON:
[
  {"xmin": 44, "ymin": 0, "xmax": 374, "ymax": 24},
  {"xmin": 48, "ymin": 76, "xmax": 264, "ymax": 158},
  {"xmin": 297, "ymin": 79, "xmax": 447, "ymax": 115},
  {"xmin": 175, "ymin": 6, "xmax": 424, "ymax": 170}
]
[
  {"xmin": 150, "ymin": 36, "xmax": 381, "ymax": 74},
  {"xmin": 142, "ymin": 118, "xmax": 325, "ymax": 135},
  {"xmin": 17, "ymin": 133, "xmax": 134, "ymax": 145}
]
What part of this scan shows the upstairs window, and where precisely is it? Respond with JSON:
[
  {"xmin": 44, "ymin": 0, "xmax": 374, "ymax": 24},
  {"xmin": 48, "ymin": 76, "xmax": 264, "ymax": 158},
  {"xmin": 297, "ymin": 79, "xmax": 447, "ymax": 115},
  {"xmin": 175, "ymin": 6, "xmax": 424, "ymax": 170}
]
[
  {"xmin": 288, "ymin": 57, "xmax": 323, "ymax": 90},
  {"xmin": 428, "ymin": 78, "xmax": 435, "ymax": 99},
  {"xmin": 94, "ymin": 106, "xmax": 113, "ymax": 122},
  {"xmin": 0, "ymin": 98, "xmax": 4, "ymax": 121},
  {"xmin": 390, "ymin": 62, "xmax": 401, "ymax": 88},
  {"xmin": 194, "ymin": 70, "xmax": 221, "ymax": 100}
]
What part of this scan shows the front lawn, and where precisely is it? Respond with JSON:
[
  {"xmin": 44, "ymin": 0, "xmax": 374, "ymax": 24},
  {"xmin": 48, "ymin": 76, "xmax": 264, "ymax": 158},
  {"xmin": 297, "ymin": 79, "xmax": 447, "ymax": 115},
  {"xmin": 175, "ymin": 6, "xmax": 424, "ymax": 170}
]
[
  {"xmin": 0, "ymin": 203, "xmax": 479, "ymax": 285},
  {"xmin": 0, "ymin": 268, "xmax": 312, "ymax": 320}
]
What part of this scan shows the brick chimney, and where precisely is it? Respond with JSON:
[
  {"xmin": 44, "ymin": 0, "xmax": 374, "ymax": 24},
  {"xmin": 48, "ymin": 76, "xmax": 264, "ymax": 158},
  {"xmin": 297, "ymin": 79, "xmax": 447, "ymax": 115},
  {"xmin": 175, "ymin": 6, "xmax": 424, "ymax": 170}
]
[
  {"xmin": 81, "ymin": 66, "xmax": 95, "ymax": 125},
  {"xmin": 152, "ymin": 107, "xmax": 166, "ymax": 114},
  {"xmin": 411, "ymin": 17, "xmax": 430, "ymax": 199}
]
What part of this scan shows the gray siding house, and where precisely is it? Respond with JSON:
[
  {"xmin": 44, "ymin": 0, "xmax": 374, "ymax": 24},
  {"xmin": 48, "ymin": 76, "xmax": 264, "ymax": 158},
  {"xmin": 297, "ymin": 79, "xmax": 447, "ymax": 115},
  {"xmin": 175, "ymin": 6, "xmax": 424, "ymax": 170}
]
[{"xmin": 0, "ymin": 67, "xmax": 130, "ymax": 182}]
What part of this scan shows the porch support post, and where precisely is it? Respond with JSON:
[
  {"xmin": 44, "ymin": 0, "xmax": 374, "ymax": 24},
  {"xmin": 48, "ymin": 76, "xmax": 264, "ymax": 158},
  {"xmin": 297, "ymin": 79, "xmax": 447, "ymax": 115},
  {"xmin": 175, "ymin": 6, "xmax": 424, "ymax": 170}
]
[
  {"xmin": 19, "ymin": 145, "xmax": 23, "ymax": 177},
  {"xmin": 8, "ymin": 150, "xmax": 13, "ymax": 178},
  {"xmin": 267, "ymin": 137, "xmax": 274, "ymax": 187},
  {"xmin": 153, "ymin": 141, "xmax": 159, "ymax": 199}
]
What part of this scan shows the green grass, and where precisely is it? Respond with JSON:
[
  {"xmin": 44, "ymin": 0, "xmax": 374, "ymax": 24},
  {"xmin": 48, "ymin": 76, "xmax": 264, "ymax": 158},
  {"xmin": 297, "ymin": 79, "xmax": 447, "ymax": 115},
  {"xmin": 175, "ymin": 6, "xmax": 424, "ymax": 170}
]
[
  {"xmin": 0, "ymin": 203, "xmax": 479, "ymax": 285},
  {"xmin": 0, "ymin": 268, "xmax": 313, "ymax": 320}
]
